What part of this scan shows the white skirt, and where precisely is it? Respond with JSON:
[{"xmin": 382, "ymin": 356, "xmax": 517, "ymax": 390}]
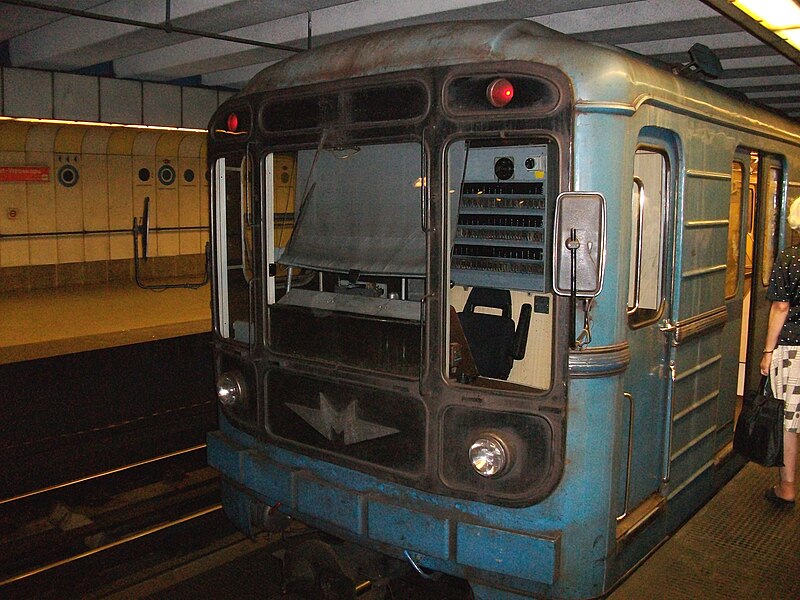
[{"xmin": 770, "ymin": 345, "xmax": 800, "ymax": 433}]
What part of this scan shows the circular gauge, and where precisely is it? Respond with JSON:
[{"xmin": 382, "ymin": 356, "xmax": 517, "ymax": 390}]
[{"xmin": 494, "ymin": 157, "xmax": 514, "ymax": 181}]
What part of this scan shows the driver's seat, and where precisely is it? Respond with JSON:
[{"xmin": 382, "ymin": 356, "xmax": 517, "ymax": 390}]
[{"xmin": 458, "ymin": 287, "xmax": 517, "ymax": 380}]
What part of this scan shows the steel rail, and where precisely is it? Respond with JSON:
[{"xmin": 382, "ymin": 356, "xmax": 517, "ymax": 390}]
[
  {"xmin": 0, "ymin": 503, "xmax": 222, "ymax": 587},
  {"xmin": 0, "ymin": 443, "xmax": 206, "ymax": 506}
]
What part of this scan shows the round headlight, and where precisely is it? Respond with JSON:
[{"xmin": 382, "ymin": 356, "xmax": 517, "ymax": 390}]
[
  {"xmin": 469, "ymin": 434, "xmax": 510, "ymax": 477},
  {"xmin": 216, "ymin": 371, "xmax": 245, "ymax": 407}
]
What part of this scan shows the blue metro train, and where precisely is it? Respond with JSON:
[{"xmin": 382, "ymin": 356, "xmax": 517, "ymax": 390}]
[{"xmin": 206, "ymin": 20, "xmax": 800, "ymax": 599}]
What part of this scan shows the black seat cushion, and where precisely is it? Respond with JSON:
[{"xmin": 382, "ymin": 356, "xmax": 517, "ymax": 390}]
[{"xmin": 458, "ymin": 288, "xmax": 515, "ymax": 380}]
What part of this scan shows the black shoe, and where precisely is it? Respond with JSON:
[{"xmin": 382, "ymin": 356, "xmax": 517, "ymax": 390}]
[{"xmin": 765, "ymin": 487, "xmax": 796, "ymax": 507}]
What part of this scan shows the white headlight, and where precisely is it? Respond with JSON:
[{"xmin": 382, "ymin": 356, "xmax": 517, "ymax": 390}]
[
  {"xmin": 469, "ymin": 434, "xmax": 509, "ymax": 477},
  {"xmin": 216, "ymin": 371, "xmax": 245, "ymax": 407}
]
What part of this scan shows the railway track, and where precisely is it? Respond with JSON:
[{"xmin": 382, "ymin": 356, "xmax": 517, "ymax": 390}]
[
  {"xmin": 0, "ymin": 444, "xmax": 224, "ymax": 599},
  {"xmin": 0, "ymin": 442, "xmax": 474, "ymax": 600}
]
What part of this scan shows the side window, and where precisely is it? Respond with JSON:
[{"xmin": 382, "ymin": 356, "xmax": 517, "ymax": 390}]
[
  {"xmin": 761, "ymin": 166, "xmax": 781, "ymax": 287},
  {"xmin": 725, "ymin": 161, "xmax": 745, "ymax": 299},
  {"xmin": 628, "ymin": 149, "xmax": 667, "ymax": 327},
  {"xmin": 213, "ymin": 153, "xmax": 253, "ymax": 343},
  {"xmin": 265, "ymin": 153, "xmax": 297, "ymax": 305}
]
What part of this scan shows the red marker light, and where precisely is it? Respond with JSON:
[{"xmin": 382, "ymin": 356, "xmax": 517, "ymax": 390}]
[
  {"xmin": 487, "ymin": 78, "xmax": 514, "ymax": 107},
  {"xmin": 226, "ymin": 113, "xmax": 239, "ymax": 132}
]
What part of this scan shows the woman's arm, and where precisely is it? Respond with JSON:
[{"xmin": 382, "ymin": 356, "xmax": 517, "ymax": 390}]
[{"xmin": 760, "ymin": 300, "xmax": 790, "ymax": 375}]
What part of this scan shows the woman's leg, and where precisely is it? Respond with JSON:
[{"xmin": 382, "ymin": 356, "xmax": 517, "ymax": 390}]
[{"xmin": 778, "ymin": 430, "xmax": 797, "ymax": 501}]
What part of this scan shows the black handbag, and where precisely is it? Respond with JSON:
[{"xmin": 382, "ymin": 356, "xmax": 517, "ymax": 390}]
[{"xmin": 733, "ymin": 375, "xmax": 784, "ymax": 467}]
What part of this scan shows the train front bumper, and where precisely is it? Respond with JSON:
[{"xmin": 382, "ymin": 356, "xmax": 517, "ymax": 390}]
[{"xmin": 207, "ymin": 424, "xmax": 561, "ymax": 592}]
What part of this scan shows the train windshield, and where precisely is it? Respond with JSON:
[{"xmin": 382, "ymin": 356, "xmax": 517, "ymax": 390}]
[
  {"xmin": 279, "ymin": 141, "xmax": 424, "ymax": 276},
  {"xmin": 265, "ymin": 140, "xmax": 425, "ymax": 377}
]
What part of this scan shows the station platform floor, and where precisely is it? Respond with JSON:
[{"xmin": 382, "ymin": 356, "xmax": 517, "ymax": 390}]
[
  {"xmin": 609, "ymin": 458, "xmax": 800, "ymax": 599},
  {"xmin": 0, "ymin": 281, "xmax": 211, "ymax": 364}
]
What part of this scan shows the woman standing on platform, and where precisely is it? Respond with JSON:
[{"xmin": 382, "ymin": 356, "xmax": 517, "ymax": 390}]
[{"xmin": 760, "ymin": 198, "xmax": 800, "ymax": 507}]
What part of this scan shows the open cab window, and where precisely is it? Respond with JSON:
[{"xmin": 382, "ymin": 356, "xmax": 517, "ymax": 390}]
[
  {"xmin": 267, "ymin": 140, "xmax": 426, "ymax": 377},
  {"xmin": 446, "ymin": 139, "xmax": 554, "ymax": 391},
  {"xmin": 213, "ymin": 153, "xmax": 254, "ymax": 344}
]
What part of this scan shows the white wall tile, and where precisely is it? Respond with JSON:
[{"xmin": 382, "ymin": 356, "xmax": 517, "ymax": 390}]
[
  {"xmin": 100, "ymin": 78, "xmax": 142, "ymax": 125},
  {"xmin": 3, "ymin": 68, "xmax": 51, "ymax": 118},
  {"xmin": 54, "ymin": 73, "xmax": 99, "ymax": 122},
  {"xmin": 143, "ymin": 82, "xmax": 181, "ymax": 127}
]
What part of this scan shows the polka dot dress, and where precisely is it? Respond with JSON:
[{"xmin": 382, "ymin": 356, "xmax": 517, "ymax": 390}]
[{"xmin": 767, "ymin": 246, "xmax": 800, "ymax": 432}]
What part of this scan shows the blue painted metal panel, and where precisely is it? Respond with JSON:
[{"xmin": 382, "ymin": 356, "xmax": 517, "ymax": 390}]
[
  {"xmin": 666, "ymin": 464, "xmax": 714, "ymax": 531},
  {"xmin": 368, "ymin": 499, "xmax": 450, "ymax": 559},
  {"xmin": 456, "ymin": 522, "xmax": 559, "ymax": 585},
  {"xmin": 207, "ymin": 430, "xmax": 244, "ymax": 483},
  {"xmin": 670, "ymin": 427, "xmax": 716, "ymax": 486},
  {"xmin": 220, "ymin": 480, "xmax": 259, "ymax": 537},
  {"xmin": 242, "ymin": 450, "xmax": 294, "ymax": 505},
  {"xmin": 672, "ymin": 393, "xmax": 716, "ymax": 457},
  {"xmin": 296, "ymin": 475, "xmax": 365, "ymax": 534}
]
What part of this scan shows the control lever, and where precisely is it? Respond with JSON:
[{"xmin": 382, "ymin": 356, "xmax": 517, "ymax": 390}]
[{"xmin": 511, "ymin": 303, "xmax": 532, "ymax": 360}]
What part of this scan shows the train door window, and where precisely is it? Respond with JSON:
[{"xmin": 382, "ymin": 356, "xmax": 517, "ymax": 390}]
[
  {"xmin": 761, "ymin": 165, "xmax": 782, "ymax": 286},
  {"xmin": 213, "ymin": 153, "xmax": 254, "ymax": 343},
  {"xmin": 628, "ymin": 149, "xmax": 667, "ymax": 326},
  {"xmin": 725, "ymin": 161, "xmax": 745, "ymax": 299}
]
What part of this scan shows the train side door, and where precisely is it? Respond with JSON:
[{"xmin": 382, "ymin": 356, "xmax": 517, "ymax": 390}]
[
  {"xmin": 744, "ymin": 155, "xmax": 783, "ymax": 393},
  {"xmin": 621, "ymin": 147, "xmax": 675, "ymax": 516},
  {"xmin": 718, "ymin": 155, "xmax": 749, "ymax": 457}
]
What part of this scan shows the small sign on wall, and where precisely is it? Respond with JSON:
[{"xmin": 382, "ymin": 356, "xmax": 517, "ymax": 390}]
[{"xmin": 0, "ymin": 166, "xmax": 51, "ymax": 183}]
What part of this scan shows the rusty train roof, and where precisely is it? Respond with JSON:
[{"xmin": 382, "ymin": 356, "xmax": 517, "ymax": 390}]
[
  {"xmin": 242, "ymin": 20, "xmax": 576, "ymax": 94},
  {"xmin": 239, "ymin": 20, "xmax": 800, "ymax": 146}
]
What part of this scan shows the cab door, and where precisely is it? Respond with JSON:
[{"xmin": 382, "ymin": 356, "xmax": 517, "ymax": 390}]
[{"xmin": 620, "ymin": 146, "xmax": 675, "ymax": 516}]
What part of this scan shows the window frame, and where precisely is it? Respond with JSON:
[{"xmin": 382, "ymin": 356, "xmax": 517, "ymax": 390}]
[
  {"xmin": 724, "ymin": 160, "xmax": 746, "ymax": 300},
  {"xmin": 212, "ymin": 152, "xmax": 254, "ymax": 344},
  {"xmin": 627, "ymin": 146, "xmax": 669, "ymax": 329}
]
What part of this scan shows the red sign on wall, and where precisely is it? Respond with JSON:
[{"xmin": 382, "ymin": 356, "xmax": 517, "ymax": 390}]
[{"xmin": 0, "ymin": 166, "xmax": 50, "ymax": 183}]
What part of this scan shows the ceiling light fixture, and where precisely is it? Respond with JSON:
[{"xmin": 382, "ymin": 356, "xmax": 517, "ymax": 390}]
[
  {"xmin": 0, "ymin": 115, "xmax": 206, "ymax": 133},
  {"xmin": 732, "ymin": 0, "xmax": 800, "ymax": 50}
]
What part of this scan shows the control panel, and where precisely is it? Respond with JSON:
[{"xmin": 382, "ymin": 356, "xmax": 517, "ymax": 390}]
[{"xmin": 451, "ymin": 144, "xmax": 549, "ymax": 291}]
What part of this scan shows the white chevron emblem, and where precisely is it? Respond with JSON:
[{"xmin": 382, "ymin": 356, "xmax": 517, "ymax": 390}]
[{"xmin": 286, "ymin": 392, "xmax": 399, "ymax": 445}]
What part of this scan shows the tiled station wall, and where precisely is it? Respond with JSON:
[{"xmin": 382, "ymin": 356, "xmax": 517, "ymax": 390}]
[{"xmin": 0, "ymin": 67, "xmax": 231, "ymax": 290}]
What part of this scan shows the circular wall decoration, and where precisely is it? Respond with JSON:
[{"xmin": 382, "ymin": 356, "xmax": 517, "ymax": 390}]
[
  {"xmin": 138, "ymin": 168, "xmax": 151, "ymax": 182},
  {"xmin": 57, "ymin": 164, "xmax": 79, "ymax": 187},
  {"xmin": 157, "ymin": 165, "xmax": 176, "ymax": 186},
  {"xmin": 183, "ymin": 169, "xmax": 195, "ymax": 183}
]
